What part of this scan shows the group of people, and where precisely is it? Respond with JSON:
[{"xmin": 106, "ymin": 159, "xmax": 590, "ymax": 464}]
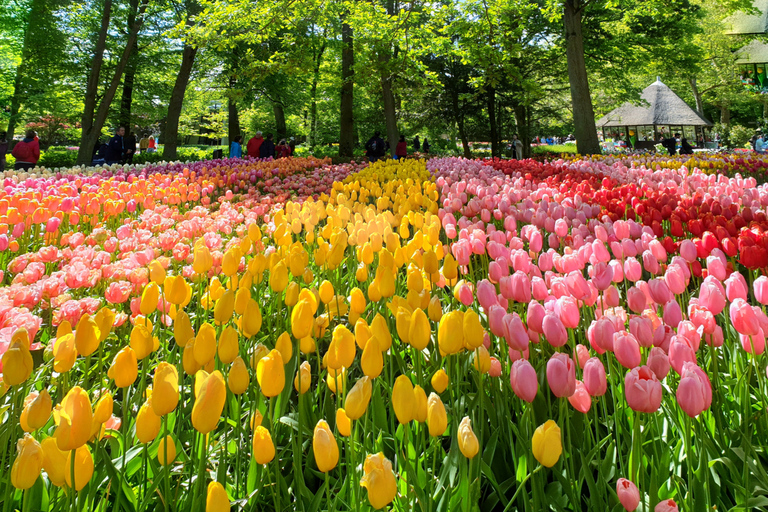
[
  {"xmin": 229, "ymin": 132, "xmax": 294, "ymax": 160},
  {"xmin": 752, "ymin": 131, "xmax": 768, "ymax": 153},
  {"xmin": 0, "ymin": 130, "xmax": 40, "ymax": 171},
  {"xmin": 92, "ymin": 128, "xmax": 158, "ymax": 166},
  {"xmin": 660, "ymin": 133, "xmax": 694, "ymax": 156},
  {"xmin": 365, "ymin": 132, "xmax": 431, "ymax": 162}
]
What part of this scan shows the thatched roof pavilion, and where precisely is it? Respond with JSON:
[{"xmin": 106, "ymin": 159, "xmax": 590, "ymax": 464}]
[{"xmin": 596, "ymin": 79, "xmax": 713, "ymax": 149}]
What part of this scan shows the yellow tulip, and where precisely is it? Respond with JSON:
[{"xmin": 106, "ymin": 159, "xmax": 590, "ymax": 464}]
[
  {"xmin": 360, "ymin": 335, "xmax": 383, "ymax": 378},
  {"xmin": 183, "ymin": 341, "xmax": 202, "ymax": 376},
  {"xmin": 173, "ymin": 310, "xmax": 194, "ymax": 348},
  {"xmin": 463, "ymin": 310, "xmax": 484, "ymax": 349},
  {"xmin": 442, "ymin": 254, "xmax": 458, "ymax": 281},
  {"xmin": 313, "ymin": 420, "xmax": 339, "ymax": 472},
  {"xmin": 242, "ymin": 299, "xmax": 263, "ymax": 338},
  {"xmin": 157, "ymin": 435, "xmax": 176, "ymax": 466},
  {"xmin": 251, "ymin": 409, "xmax": 264, "ymax": 429},
  {"xmin": 194, "ymin": 322, "xmax": 217, "ymax": 366},
  {"xmin": 423, "ymin": 250, "xmax": 439, "ymax": 274},
  {"xmin": 252, "ymin": 426, "xmax": 276, "ymax": 464},
  {"xmin": 222, "ymin": 246, "xmax": 241, "ymax": 276},
  {"xmin": 354, "ymin": 318, "xmax": 372, "ymax": 350},
  {"xmin": 2, "ymin": 330, "xmax": 33, "ymax": 386},
  {"xmin": 217, "ymin": 326, "xmax": 239, "ymax": 365},
  {"xmin": 284, "ymin": 281, "xmax": 299, "ymax": 307},
  {"xmin": 371, "ymin": 314, "xmax": 391, "ymax": 351},
  {"xmin": 228, "ymin": 356, "xmax": 250, "ymax": 395},
  {"xmin": 206, "ymin": 481, "xmax": 230, "ymax": 512},
  {"xmin": 319, "ymin": 280, "xmax": 334, "ymax": 304},
  {"xmin": 192, "ymin": 371, "xmax": 227, "ymax": 434},
  {"xmin": 350, "ymin": 287, "xmax": 366, "ymax": 314},
  {"xmin": 256, "ymin": 349, "xmax": 285, "ymax": 397},
  {"xmin": 208, "ymin": 277, "xmax": 224, "ymax": 301},
  {"xmin": 438, "ymin": 311, "xmax": 464, "ymax": 355},
  {"xmin": 53, "ymin": 332, "xmax": 77, "ymax": 373},
  {"xmin": 140, "ymin": 282, "xmax": 160, "ymax": 316},
  {"xmin": 193, "ymin": 242, "xmax": 213, "ymax": 274},
  {"xmin": 275, "ymin": 331, "xmax": 293, "ymax": 363},
  {"xmin": 344, "ymin": 376, "xmax": 372, "ymax": 420},
  {"xmin": 234, "ymin": 287, "xmax": 250, "ymax": 315},
  {"xmin": 136, "ymin": 399, "xmax": 161, "ymax": 443},
  {"xmin": 431, "ymin": 369, "xmax": 449, "ymax": 394},
  {"xmin": 92, "ymin": 391, "xmax": 113, "ymax": 425},
  {"xmin": 300, "ymin": 336, "xmax": 316, "ymax": 355},
  {"xmin": 94, "ymin": 307, "xmax": 115, "ymax": 342},
  {"xmin": 359, "ymin": 452, "xmax": 397, "ymax": 510},
  {"xmin": 327, "ymin": 367, "xmax": 347, "ymax": 395},
  {"xmin": 20, "ymin": 389, "xmax": 52, "ymax": 432},
  {"xmin": 108, "ymin": 347, "xmax": 138, "ymax": 388},
  {"xmin": 392, "ymin": 375, "xmax": 415, "ymax": 425},
  {"xmin": 408, "ymin": 308, "xmax": 431, "ymax": 350},
  {"xmin": 413, "ymin": 385, "xmax": 428, "ymax": 423},
  {"xmin": 269, "ymin": 261, "xmax": 289, "ymax": 292},
  {"xmin": 472, "ymin": 346, "xmax": 491, "ymax": 374},
  {"xmin": 367, "ymin": 279, "xmax": 382, "ymax": 302},
  {"xmin": 165, "ymin": 275, "xmax": 189, "ymax": 305},
  {"xmin": 532, "ymin": 420, "xmax": 562, "ymax": 468},
  {"xmin": 152, "ymin": 363, "xmax": 179, "ymax": 416},
  {"xmin": 291, "ymin": 298, "xmax": 314, "ymax": 340},
  {"xmin": 130, "ymin": 324, "xmax": 154, "ymax": 360},
  {"xmin": 249, "ymin": 343, "xmax": 270, "ymax": 370},
  {"xmin": 54, "ymin": 386, "xmax": 92, "ymax": 451},
  {"xmin": 294, "ymin": 361, "xmax": 311, "ymax": 394},
  {"xmin": 458, "ymin": 416, "xmax": 479, "ymax": 458},
  {"xmin": 327, "ymin": 325, "xmax": 356, "ymax": 370},
  {"xmin": 406, "ymin": 269, "xmax": 424, "ymax": 293},
  {"xmin": 41, "ymin": 437, "xmax": 67, "ymax": 487},
  {"xmin": 428, "ymin": 295, "xmax": 443, "ymax": 322},
  {"xmin": 149, "ymin": 259, "xmax": 166, "ymax": 285},
  {"xmin": 426, "ymin": 392, "xmax": 447, "ymax": 437},
  {"xmin": 395, "ymin": 307, "xmax": 411, "ymax": 344},
  {"xmin": 64, "ymin": 444, "xmax": 93, "ymax": 491},
  {"xmin": 336, "ymin": 408, "xmax": 352, "ymax": 437},
  {"xmin": 213, "ymin": 290, "xmax": 235, "ymax": 325},
  {"xmin": 11, "ymin": 434, "xmax": 43, "ymax": 489}
]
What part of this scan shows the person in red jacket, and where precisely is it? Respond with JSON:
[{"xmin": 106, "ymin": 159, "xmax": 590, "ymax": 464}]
[
  {"xmin": 11, "ymin": 130, "xmax": 40, "ymax": 170},
  {"xmin": 396, "ymin": 135, "xmax": 407, "ymax": 160},
  {"xmin": 276, "ymin": 139, "xmax": 292, "ymax": 158},
  {"xmin": 246, "ymin": 131, "xmax": 264, "ymax": 158}
]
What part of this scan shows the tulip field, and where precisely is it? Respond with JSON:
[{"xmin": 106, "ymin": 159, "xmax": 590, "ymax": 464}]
[{"xmin": 2, "ymin": 153, "xmax": 768, "ymax": 512}]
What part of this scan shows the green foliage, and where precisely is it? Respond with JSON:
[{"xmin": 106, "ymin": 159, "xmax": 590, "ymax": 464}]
[{"xmin": 38, "ymin": 148, "xmax": 78, "ymax": 168}]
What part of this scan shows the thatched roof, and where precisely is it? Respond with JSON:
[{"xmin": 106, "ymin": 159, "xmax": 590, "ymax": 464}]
[
  {"xmin": 736, "ymin": 39, "xmax": 768, "ymax": 64},
  {"xmin": 596, "ymin": 79, "xmax": 713, "ymax": 128},
  {"xmin": 724, "ymin": 0, "xmax": 768, "ymax": 35}
]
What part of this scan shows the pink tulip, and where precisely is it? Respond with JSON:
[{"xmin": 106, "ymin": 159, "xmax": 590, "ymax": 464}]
[
  {"xmin": 655, "ymin": 499, "xmax": 678, "ymax": 512},
  {"xmin": 627, "ymin": 286, "xmax": 647, "ymax": 314},
  {"xmin": 591, "ymin": 262, "xmax": 614, "ymax": 291},
  {"xmin": 510, "ymin": 359, "xmax": 538, "ymax": 403},
  {"xmin": 476, "ymin": 279, "xmax": 498, "ymax": 311},
  {"xmin": 706, "ymin": 255, "xmax": 726, "ymax": 281},
  {"xmin": 689, "ymin": 305, "xmax": 715, "ymax": 335},
  {"xmin": 616, "ymin": 478, "xmax": 640, "ymax": 511},
  {"xmin": 503, "ymin": 313, "xmax": 529, "ymax": 351},
  {"xmin": 628, "ymin": 316, "xmax": 654, "ymax": 348},
  {"xmin": 510, "ymin": 271, "xmax": 532, "ymax": 303},
  {"xmin": 527, "ymin": 301, "xmax": 545, "ymax": 333},
  {"xmin": 649, "ymin": 239, "xmax": 667, "ymax": 262},
  {"xmin": 625, "ymin": 366, "xmax": 662, "ymax": 413},
  {"xmin": 624, "ymin": 257, "xmax": 642, "ymax": 282},
  {"xmin": 583, "ymin": 357, "xmax": 607, "ymax": 396},
  {"xmin": 740, "ymin": 329, "xmax": 766, "ymax": 355},
  {"xmin": 604, "ymin": 285, "xmax": 620, "ymax": 308},
  {"xmin": 555, "ymin": 296, "xmax": 580, "ymax": 329},
  {"xmin": 531, "ymin": 277, "xmax": 548, "ymax": 301},
  {"xmin": 574, "ymin": 344, "xmax": 590, "ymax": 369},
  {"xmin": 457, "ymin": 282, "xmax": 474, "ymax": 306},
  {"xmin": 642, "ymin": 250, "xmax": 660, "ymax": 275},
  {"xmin": 679, "ymin": 239, "xmax": 697, "ymax": 262},
  {"xmin": 647, "ymin": 347, "xmax": 670, "ymax": 380},
  {"xmin": 542, "ymin": 313, "xmax": 568, "ymax": 348},
  {"xmin": 546, "ymin": 353, "xmax": 576, "ymax": 398},
  {"xmin": 676, "ymin": 362, "xmax": 712, "ymax": 418},
  {"xmin": 703, "ymin": 325, "xmax": 724, "ymax": 348},
  {"xmin": 568, "ymin": 380, "xmax": 591, "ymax": 413},
  {"xmin": 668, "ymin": 336, "xmax": 697, "ymax": 375},
  {"xmin": 664, "ymin": 265, "xmax": 686, "ymax": 296},
  {"xmin": 488, "ymin": 261, "xmax": 504, "ymax": 283},
  {"xmin": 699, "ymin": 278, "xmax": 726, "ymax": 315},
  {"xmin": 755, "ymin": 276, "xmax": 768, "ymax": 306},
  {"xmin": 723, "ymin": 272, "xmax": 744, "ymax": 303},
  {"xmin": 614, "ymin": 331, "xmax": 641, "ymax": 369},
  {"xmin": 489, "ymin": 357, "xmax": 502, "ymax": 377},
  {"xmin": 588, "ymin": 317, "xmax": 616, "ymax": 354},
  {"xmin": 508, "ymin": 345, "xmax": 530, "ymax": 362},
  {"xmin": 730, "ymin": 298, "xmax": 760, "ymax": 336},
  {"xmin": 566, "ymin": 271, "xmax": 591, "ymax": 301},
  {"xmin": 648, "ymin": 278, "xmax": 673, "ymax": 305},
  {"xmin": 488, "ymin": 305, "xmax": 506, "ymax": 337},
  {"xmin": 663, "ymin": 300, "xmax": 682, "ymax": 327},
  {"xmin": 677, "ymin": 321, "xmax": 701, "ymax": 352}
]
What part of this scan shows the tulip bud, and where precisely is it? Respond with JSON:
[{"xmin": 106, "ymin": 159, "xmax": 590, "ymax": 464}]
[
  {"xmin": 252, "ymin": 426, "xmax": 276, "ymax": 464},
  {"xmin": 92, "ymin": 391, "xmax": 113, "ymax": 425},
  {"xmin": 218, "ymin": 326, "xmax": 239, "ymax": 365},
  {"xmin": 458, "ymin": 416, "xmax": 479, "ymax": 458},
  {"xmin": 361, "ymin": 336, "xmax": 384, "ymax": 378},
  {"xmin": 294, "ymin": 361, "xmax": 311, "ymax": 394},
  {"xmin": 242, "ymin": 299, "xmax": 263, "ymax": 338},
  {"xmin": 192, "ymin": 370, "xmax": 226, "ymax": 434},
  {"xmin": 275, "ymin": 331, "xmax": 293, "ymax": 363},
  {"xmin": 157, "ymin": 435, "xmax": 176, "ymax": 466},
  {"xmin": 291, "ymin": 299, "xmax": 315, "ymax": 340},
  {"xmin": 269, "ymin": 261, "xmax": 289, "ymax": 292},
  {"xmin": 193, "ymin": 242, "xmax": 212, "ymax": 274},
  {"xmin": 140, "ymin": 282, "xmax": 160, "ymax": 316},
  {"xmin": 426, "ymin": 392, "xmax": 447, "ymax": 437},
  {"xmin": 428, "ymin": 295, "xmax": 443, "ymax": 322},
  {"xmin": 371, "ymin": 313, "xmax": 392, "ymax": 351},
  {"xmin": 409, "ymin": 308, "xmax": 431, "ymax": 350},
  {"xmin": 41, "ymin": 437, "xmax": 67, "ymax": 487},
  {"xmin": 254, "ymin": 349, "xmax": 284, "ymax": 397},
  {"xmin": 392, "ymin": 375, "xmax": 415, "ymax": 425},
  {"xmin": 327, "ymin": 325, "xmax": 356, "ymax": 370},
  {"xmin": 108, "ymin": 347, "xmax": 138, "ymax": 388},
  {"xmin": 350, "ymin": 287, "xmax": 366, "ymax": 314},
  {"xmin": 130, "ymin": 324, "xmax": 154, "ymax": 360},
  {"xmin": 94, "ymin": 307, "xmax": 115, "ymax": 342},
  {"xmin": 206, "ymin": 481, "xmax": 230, "ymax": 512},
  {"xmin": 313, "ymin": 420, "xmax": 339, "ymax": 472},
  {"xmin": 194, "ymin": 323, "xmax": 217, "ymax": 366},
  {"xmin": 20, "ymin": 389, "xmax": 52, "ymax": 432},
  {"xmin": 5, "ymin": 331, "xmax": 36, "ymax": 383},
  {"xmin": 344, "ymin": 376, "xmax": 373, "ymax": 420},
  {"xmin": 228, "ymin": 356, "xmax": 250, "ymax": 395},
  {"xmin": 11, "ymin": 434, "xmax": 43, "ymax": 489},
  {"xmin": 64, "ymin": 444, "xmax": 94, "ymax": 491},
  {"xmin": 336, "ymin": 408, "xmax": 352, "ymax": 437},
  {"xmin": 213, "ymin": 290, "xmax": 235, "ymax": 325},
  {"xmin": 438, "ymin": 311, "xmax": 464, "ymax": 355},
  {"xmin": 531, "ymin": 420, "xmax": 562, "ymax": 468},
  {"xmin": 165, "ymin": 275, "xmax": 189, "ymax": 306},
  {"xmin": 152, "ymin": 363, "xmax": 179, "ymax": 416},
  {"xmin": 616, "ymin": 478, "xmax": 640, "ymax": 511},
  {"xmin": 222, "ymin": 246, "xmax": 241, "ymax": 276},
  {"xmin": 136, "ymin": 399, "xmax": 161, "ymax": 443},
  {"xmin": 53, "ymin": 333, "xmax": 77, "ymax": 373},
  {"xmin": 472, "ymin": 345, "xmax": 491, "ymax": 373},
  {"xmin": 413, "ymin": 385, "xmax": 428, "ymax": 423},
  {"xmin": 54, "ymin": 386, "xmax": 92, "ymax": 451},
  {"xmin": 360, "ymin": 452, "xmax": 397, "ymax": 510}
]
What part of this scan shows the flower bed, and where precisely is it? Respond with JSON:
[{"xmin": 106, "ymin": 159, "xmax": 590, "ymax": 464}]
[{"xmin": 0, "ymin": 155, "xmax": 766, "ymax": 512}]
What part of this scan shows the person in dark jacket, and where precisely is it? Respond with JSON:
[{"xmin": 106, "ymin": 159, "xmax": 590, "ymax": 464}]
[
  {"xmin": 11, "ymin": 130, "xmax": 40, "ymax": 170},
  {"xmin": 422, "ymin": 138, "xmax": 430, "ymax": 154},
  {"xmin": 365, "ymin": 131, "xmax": 385, "ymax": 162},
  {"xmin": 680, "ymin": 137, "xmax": 694, "ymax": 155},
  {"xmin": 396, "ymin": 135, "xmax": 407, "ymax": 159},
  {"xmin": 413, "ymin": 135, "xmax": 420, "ymax": 152},
  {"xmin": 105, "ymin": 127, "xmax": 126, "ymax": 164},
  {"xmin": 124, "ymin": 131, "xmax": 137, "ymax": 164},
  {"xmin": 259, "ymin": 133, "xmax": 276, "ymax": 159},
  {"xmin": 661, "ymin": 133, "xmax": 678, "ymax": 156},
  {"xmin": 0, "ymin": 132, "xmax": 7, "ymax": 173}
]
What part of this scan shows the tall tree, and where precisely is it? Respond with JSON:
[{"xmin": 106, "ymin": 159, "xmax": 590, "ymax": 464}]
[{"xmin": 339, "ymin": 18, "xmax": 355, "ymax": 157}]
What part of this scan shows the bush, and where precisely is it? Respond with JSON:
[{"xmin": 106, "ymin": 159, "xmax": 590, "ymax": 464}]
[
  {"xmin": 38, "ymin": 149, "xmax": 78, "ymax": 168},
  {"xmin": 729, "ymin": 125, "xmax": 753, "ymax": 149}
]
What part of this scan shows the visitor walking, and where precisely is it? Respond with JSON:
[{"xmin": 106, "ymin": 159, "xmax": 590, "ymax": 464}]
[
  {"xmin": 396, "ymin": 135, "xmax": 408, "ymax": 159},
  {"xmin": 139, "ymin": 135, "xmax": 149, "ymax": 153},
  {"xmin": 423, "ymin": 138, "xmax": 430, "ymax": 154},
  {"xmin": 661, "ymin": 133, "xmax": 678, "ymax": 156},
  {"xmin": 147, "ymin": 136, "xmax": 156, "ymax": 153},
  {"xmin": 365, "ymin": 131, "xmax": 385, "ymax": 162},
  {"xmin": 513, "ymin": 135, "xmax": 524, "ymax": 160},
  {"xmin": 11, "ymin": 130, "xmax": 40, "ymax": 170},
  {"xmin": 259, "ymin": 133, "xmax": 276, "ymax": 159},
  {"xmin": 247, "ymin": 131, "xmax": 264, "ymax": 158},
  {"xmin": 413, "ymin": 135, "xmax": 420, "ymax": 152},
  {"xmin": 276, "ymin": 139, "xmax": 292, "ymax": 158},
  {"xmin": 0, "ymin": 132, "xmax": 7, "ymax": 173},
  {"xmin": 230, "ymin": 135, "xmax": 243, "ymax": 158},
  {"xmin": 757, "ymin": 134, "xmax": 766, "ymax": 154},
  {"xmin": 124, "ymin": 131, "xmax": 137, "ymax": 164},
  {"xmin": 105, "ymin": 127, "xmax": 126, "ymax": 164},
  {"xmin": 680, "ymin": 137, "xmax": 693, "ymax": 155}
]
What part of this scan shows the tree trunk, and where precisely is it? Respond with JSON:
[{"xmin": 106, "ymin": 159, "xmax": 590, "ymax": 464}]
[
  {"xmin": 514, "ymin": 104, "xmax": 531, "ymax": 159},
  {"xmin": 162, "ymin": 43, "xmax": 198, "ymax": 161},
  {"xmin": 6, "ymin": 69, "xmax": 24, "ymax": 145},
  {"xmin": 458, "ymin": 119, "xmax": 471, "ymax": 158},
  {"xmin": 487, "ymin": 86, "xmax": 498, "ymax": 157},
  {"xmin": 689, "ymin": 77, "xmax": 704, "ymax": 115},
  {"xmin": 720, "ymin": 104, "xmax": 730, "ymax": 125},
  {"xmin": 380, "ymin": 63, "xmax": 398, "ymax": 158},
  {"xmin": 564, "ymin": 0, "xmax": 601, "ymax": 155},
  {"xmin": 309, "ymin": 43, "xmax": 326, "ymax": 148},
  {"xmin": 77, "ymin": 0, "xmax": 148, "ymax": 165},
  {"xmin": 228, "ymin": 96, "xmax": 240, "ymax": 142},
  {"xmin": 273, "ymin": 100, "xmax": 286, "ymax": 142},
  {"xmin": 119, "ymin": 0, "xmax": 140, "ymax": 130},
  {"xmin": 338, "ymin": 20, "xmax": 354, "ymax": 157}
]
